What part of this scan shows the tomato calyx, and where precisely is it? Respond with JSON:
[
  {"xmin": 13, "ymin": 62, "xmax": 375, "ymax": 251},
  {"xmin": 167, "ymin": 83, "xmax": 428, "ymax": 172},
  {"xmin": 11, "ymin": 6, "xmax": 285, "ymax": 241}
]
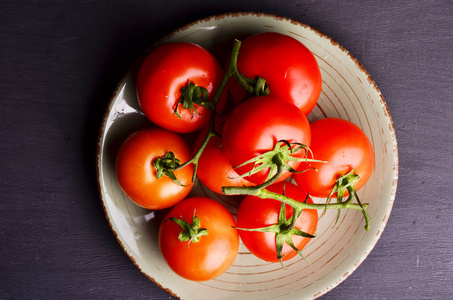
[
  {"xmin": 174, "ymin": 80, "xmax": 214, "ymax": 119},
  {"xmin": 166, "ymin": 210, "xmax": 209, "ymax": 245},
  {"xmin": 229, "ymin": 140, "xmax": 322, "ymax": 189},
  {"xmin": 236, "ymin": 198, "xmax": 315, "ymax": 269},
  {"xmin": 223, "ymin": 144, "xmax": 370, "ymax": 232},
  {"xmin": 326, "ymin": 169, "xmax": 371, "ymax": 230},
  {"xmin": 153, "ymin": 152, "xmax": 186, "ymax": 186}
]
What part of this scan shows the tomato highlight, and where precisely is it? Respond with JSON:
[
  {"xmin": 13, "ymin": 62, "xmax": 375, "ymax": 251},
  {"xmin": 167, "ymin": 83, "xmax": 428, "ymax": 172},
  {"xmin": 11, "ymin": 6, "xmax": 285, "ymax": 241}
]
[{"xmin": 136, "ymin": 42, "xmax": 227, "ymax": 133}]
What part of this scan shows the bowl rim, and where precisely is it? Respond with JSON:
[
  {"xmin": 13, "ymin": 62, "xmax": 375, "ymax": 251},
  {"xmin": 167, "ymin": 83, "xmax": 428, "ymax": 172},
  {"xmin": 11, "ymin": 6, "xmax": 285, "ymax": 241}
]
[{"xmin": 96, "ymin": 11, "xmax": 399, "ymax": 299}]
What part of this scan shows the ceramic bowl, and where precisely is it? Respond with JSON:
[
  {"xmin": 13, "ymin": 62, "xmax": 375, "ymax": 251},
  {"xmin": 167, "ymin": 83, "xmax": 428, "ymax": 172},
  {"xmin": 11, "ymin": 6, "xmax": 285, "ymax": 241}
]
[{"xmin": 96, "ymin": 12, "xmax": 398, "ymax": 299}]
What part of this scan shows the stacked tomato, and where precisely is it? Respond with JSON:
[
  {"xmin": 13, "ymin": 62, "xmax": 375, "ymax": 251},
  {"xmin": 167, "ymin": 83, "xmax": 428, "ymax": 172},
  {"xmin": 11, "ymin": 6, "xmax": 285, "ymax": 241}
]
[{"xmin": 115, "ymin": 32, "xmax": 375, "ymax": 281}]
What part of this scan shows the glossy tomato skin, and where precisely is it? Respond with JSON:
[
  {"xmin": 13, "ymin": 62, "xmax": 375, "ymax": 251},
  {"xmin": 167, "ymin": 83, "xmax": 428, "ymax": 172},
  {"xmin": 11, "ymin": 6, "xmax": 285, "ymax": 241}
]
[
  {"xmin": 237, "ymin": 32, "xmax": 322, "ymax": 115},
  {"xmin": 222, "ymin": 96, "xmax": 311, "ymax": 185},
  {"xmin": 236, "ymin": 182, "xmax": 318, "ymax": 262},
  {"xmin": 115, "ymin": 127, "xmax": 194, "ymax": 210},
  {"xmin": 293, "ymin": 118, "xmax": 375, "ymax": 198},
  {"xmin": 195, "ymin": 131, "xmax": 254, "ymax": 194},
  {"xmin": 158, "ymin": 197, "xmax": 240, "ymax": 281},
  {"xmin": 136, "ymin": 42, "xmax": 226, "ymax": 133}
]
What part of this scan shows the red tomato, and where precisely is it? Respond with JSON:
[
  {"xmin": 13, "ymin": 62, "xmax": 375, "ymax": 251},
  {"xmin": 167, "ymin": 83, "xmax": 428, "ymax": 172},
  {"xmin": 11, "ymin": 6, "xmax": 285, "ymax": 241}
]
[
  {"xmin": 222, "ymin": 96, "xmax": 311, "ymax": 185},
  {"xmin": 158, "ymin": 197, "xmax": 239, "ymax": 281},
  {"xmin": 293, "ymin": 118, "xmax": 375, "ymax": 198},
  {"xmin": 237, "ymin": 32, "xmax": 322, "ymax": 115},
  {"xmin": 136, "ymin": 42, "xmax": 226, "ymax": 133},
  {"xmin": 115, "ymin": 127, "xmax": 194, "ymax": 210},
  {"xmin": 195, "ymin": 129, "xmax": 254, "ymax": 194},
  {"xmin": 236, "ymin": 182, "xmax": 318, "ymax": 262}
]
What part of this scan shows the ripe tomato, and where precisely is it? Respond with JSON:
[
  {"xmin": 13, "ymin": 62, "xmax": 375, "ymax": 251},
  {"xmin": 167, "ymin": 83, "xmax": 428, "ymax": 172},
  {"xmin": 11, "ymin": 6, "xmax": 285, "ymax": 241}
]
[
  {"xmin": 237, "ymin": 32, "xmax": 322, "ymax": 115},
  {"xmin": 236, "ymin": 182, "xmax": 318, "ymax": 263},
  {"xmin": 158, "ymin": 197, "xmax": 239, "ymax": 281},
  {"xmin": 293, "ymin": 118, "xmax": 375, "ymax": 198},
  {"xmin": 136, "ymin": 42, "xmax": 226, "ymax": 133},
  {"xmin": 222, "ymin": 96, "xmax": 311, "ymax": 185},
  {"xmin": 115, "ymin": 127, "xmax": 194, "ymax": 210},
  {"xmin": 195, "ymin": 130, "xmax": 255, "ymax": 194}
]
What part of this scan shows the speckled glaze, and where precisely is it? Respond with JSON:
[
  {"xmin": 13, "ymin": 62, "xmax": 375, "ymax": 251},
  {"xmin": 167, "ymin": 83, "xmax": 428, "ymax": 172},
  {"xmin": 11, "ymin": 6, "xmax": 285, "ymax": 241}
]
[{"xmin": 96, "ymin": 12, "xmax": 398, "ymax": 300}]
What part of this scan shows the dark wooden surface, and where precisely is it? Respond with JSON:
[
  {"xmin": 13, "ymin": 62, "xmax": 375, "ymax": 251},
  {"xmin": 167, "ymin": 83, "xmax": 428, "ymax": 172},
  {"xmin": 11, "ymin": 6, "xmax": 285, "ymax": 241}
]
[{"xmin": 1, "ymin": 1, "xmax": 452, "ymax": 299}]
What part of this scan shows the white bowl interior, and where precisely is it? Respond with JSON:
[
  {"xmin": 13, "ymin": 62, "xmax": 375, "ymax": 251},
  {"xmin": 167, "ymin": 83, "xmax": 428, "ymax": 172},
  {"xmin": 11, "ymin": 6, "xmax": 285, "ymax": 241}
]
[{"xmin": 97, "ymin": 12, "xmax": 398, "ymax": 300}]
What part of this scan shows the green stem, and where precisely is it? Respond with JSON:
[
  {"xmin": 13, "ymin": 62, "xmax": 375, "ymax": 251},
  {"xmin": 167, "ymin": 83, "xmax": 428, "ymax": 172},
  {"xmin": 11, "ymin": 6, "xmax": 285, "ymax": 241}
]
[
  {"xmin": 226, "ymin": 41, "xmax": 254, "ymax": 93},
  {"xmin": 175, "ymin": 67, "xmax": 231, "ymax": 182},
  {"xmin": 224, "ymin": 159, "xmax": 370, "ymax": 231},
  {"xmin": 227, "ymin": 40, "xmax": 269, "ymax": 96},
  {"xmin": 177, "ymin": 129, "xmax": 216, "ymax": 182},
  {"xmin": 325, "ymin": 170, "xmax": 371, "ymax": 231},
  {"xmin": 176, "ymin": 40, "xmax": 255, "ymax": 182},
  {"xmin": 223, "ymin": 186, "xmax": 368, "ymax": 212},
  {"xmin": 248, "ymin": 156, "xmax": 286, "ymax": 190}
]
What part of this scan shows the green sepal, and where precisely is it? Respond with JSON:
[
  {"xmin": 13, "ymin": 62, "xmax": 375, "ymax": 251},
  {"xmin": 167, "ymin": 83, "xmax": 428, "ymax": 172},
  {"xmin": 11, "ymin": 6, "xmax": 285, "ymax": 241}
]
[
  {"xmin": 254, "ymin": 76, "xmax": 270, "ymax": 97},
  {"xmin": 174, "ymin": 80, "xmax": 214, "ymax": 119},
  {"xmin": 234, "ymin": 196, "xmax": 315, "ymax": 269},
  {"xmin": 231, "ymin": 140, "xmax": 325, "ymax": 189},
  {"xmin": 325, "ymin": 169, "xmax": 371, "ymax": 231},
  {"xmin": 152, "ymin": 152, "xmax": 186, "ymax": 187},
  {"xmin": 167, "ymin": 212, "xmax": 209, "ymax": 245}
]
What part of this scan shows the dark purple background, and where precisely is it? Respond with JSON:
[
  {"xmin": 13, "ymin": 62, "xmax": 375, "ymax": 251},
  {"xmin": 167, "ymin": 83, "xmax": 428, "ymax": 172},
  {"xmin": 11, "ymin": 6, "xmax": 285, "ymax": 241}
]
[{"xmin": 1, "ymin": 1, "xmax": 452, "ymax": 299}]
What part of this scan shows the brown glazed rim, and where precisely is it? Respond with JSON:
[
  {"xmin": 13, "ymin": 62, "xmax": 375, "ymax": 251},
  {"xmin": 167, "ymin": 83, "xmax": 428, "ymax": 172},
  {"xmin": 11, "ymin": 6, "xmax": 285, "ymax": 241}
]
[{"xmin": 96, "ymin": 11, "xmax": 399, "ymax": 299}]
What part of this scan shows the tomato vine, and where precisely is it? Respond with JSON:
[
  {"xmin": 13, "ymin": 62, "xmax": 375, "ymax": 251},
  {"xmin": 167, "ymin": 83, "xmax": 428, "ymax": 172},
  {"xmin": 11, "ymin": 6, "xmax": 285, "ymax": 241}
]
[{"xmin": 172, "ymin": 38, "xmax": 371, "ymax": 231}]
